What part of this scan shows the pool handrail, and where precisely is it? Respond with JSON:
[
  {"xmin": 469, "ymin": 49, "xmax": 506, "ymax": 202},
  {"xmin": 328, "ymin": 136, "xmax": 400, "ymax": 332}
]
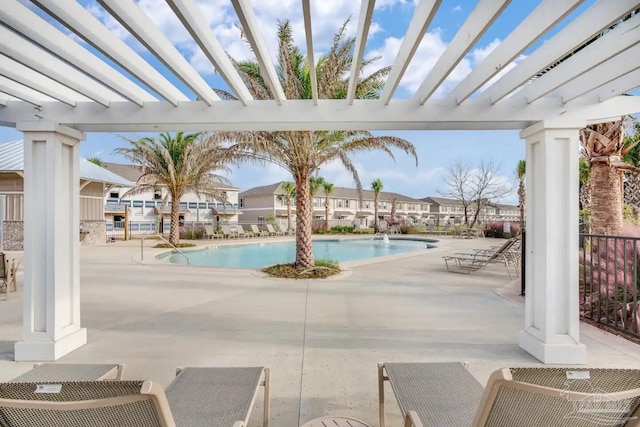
[{"xmin": 140, "ymin": 235, "xmax": 190, "ymax": 265}]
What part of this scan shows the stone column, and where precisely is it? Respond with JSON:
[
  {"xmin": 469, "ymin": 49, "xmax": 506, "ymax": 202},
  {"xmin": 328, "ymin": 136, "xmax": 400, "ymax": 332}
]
[
  {"xmin": 14, "ymin": 123, "xmax": 87, "ymax": 361},
  {"xmin": 518, "ymin": 121, "xmax": 587, "ymax": 364}
]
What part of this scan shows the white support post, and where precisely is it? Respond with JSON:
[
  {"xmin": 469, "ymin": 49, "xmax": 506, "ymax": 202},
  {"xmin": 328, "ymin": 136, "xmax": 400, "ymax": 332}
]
[
  {"xmin": 14, "ymin": 123, "xmax": 87, "ymax": 361},
  {"xmin": 519, "ymin": 121, "xmax": 587, "ymax": 364}
]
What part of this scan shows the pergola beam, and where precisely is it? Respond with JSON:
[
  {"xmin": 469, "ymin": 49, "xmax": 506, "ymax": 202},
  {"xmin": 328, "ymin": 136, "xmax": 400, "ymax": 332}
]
[
  {"xmin": 557, "ymin": 44, "xmax": 640, "ymax": 104},
  {"xmin": 446, "ymin": 0, "xmax": 583, "ymax": 105},
  {"xmin": 518, "ymin": 13, "xmax": 640, "ymax": 104},
  {"xmin": 166, "ymin": 0, "xmax": 253, "ymax": 105},
  {"xmin": 347, "ymin": 0, "xmax": 376, "ymax": 105},
  {"xmin": 302, "ymin": 0, "xmax": 318, "ymax": 105},
  {"xmin": 482, "ymin": 0, "xmax": 640, "ymax": 104},
  {"xmin": 0, "ymin": 55, "xmax": 83, "ymax": 107},
  {"xmin": 0, "ymin": 76, "xmax": 49, "ymax": 107},
  {"xmin": 3, "ymin": 97, "xmax": 636, "ymax": 132},
  {"xmin": 0, "ymin": 0, "xmax": 154, "ymax": 107},
  {"xmin": 31, "ymin": 0, "xmax": 188, "ymax": 107},
  {"xmin": 413, "ymin": 0, "xmax": 510, "ymax": 105},
  {"xmin": 0, "ymin": 26, "xmax": 117, "ymax": 107},
  {"xmin": 230, "ymin": 0, "xmax": 286, "ymax": 104},
  {"xmin": 97, "ymin": 0, "xmax": 220, "ymax": 105}
]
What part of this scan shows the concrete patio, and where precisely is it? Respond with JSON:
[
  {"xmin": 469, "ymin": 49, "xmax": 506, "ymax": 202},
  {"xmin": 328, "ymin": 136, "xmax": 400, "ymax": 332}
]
[{"xmin": 1, "ymin": 236, "xmax": 639, "ymax": 426}]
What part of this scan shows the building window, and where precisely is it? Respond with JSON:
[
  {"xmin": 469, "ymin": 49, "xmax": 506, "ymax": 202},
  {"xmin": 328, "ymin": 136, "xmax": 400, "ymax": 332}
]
[
  {"xmin": 145, "ymin": 201, "xmax": 155, "ymax": 208},
  {"xmin": 154, "ymin": 190, "xmax": 162, "ymax": 200},
  {"xmin": 132, "ymin": 200, "xmax": 143, "ymax": 208},
  {"xmin": 343, "ymin": 199, "xmax": 350, "ymax": 208},
  {"xmin": 337, "ymin": 199, "xmax": 343, "ymax": 208},
  {"xmin": 188, "ymin": 202, "xmax": 197, "ymax": 209},
  {"xmin": 239, "ymin": 198, "xmax": 244, "ymax": 208},
  {"xmin": 109, "ymin": 191, "xmax": 119, "ymax": 199},
  {"xmin": 258, "ymin": 216, "xmax": 265, "ymax": 223},
  {"xmin": 363, "ymin": 201, "xmax": 370, "ymax": 209}
]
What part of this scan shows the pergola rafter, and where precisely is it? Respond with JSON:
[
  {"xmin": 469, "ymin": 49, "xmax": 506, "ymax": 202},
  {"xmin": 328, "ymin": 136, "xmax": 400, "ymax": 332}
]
[
  {"xmin": 31, "ymin": 0, "xmax": 189, "ymax": 106},
  {"xmin": 445, "ymin": 0, "xmax": 583, "ymax": 105},
  {"xmin": 0, "ymin": 0, "xmax": 638, "ymax": 365}
]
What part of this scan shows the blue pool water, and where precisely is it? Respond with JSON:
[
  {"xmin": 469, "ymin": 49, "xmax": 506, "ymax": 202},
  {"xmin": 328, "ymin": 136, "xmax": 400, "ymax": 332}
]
[{"xmin": 157, "ymin": 238, "xmax": 434, "ymax": 268}]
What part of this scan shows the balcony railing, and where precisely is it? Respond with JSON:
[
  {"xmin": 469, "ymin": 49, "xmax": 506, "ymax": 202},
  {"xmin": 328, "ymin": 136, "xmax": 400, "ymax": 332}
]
[{"xmin": 580, "ymin": 234, "xmax": 640, "ymax": 340}]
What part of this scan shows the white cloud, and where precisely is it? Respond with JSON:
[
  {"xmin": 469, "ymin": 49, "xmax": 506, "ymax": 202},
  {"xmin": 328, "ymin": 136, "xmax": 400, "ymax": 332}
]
[{"xmin": 452, "ymin": 5, "xmax": 463, "ymax": 12}]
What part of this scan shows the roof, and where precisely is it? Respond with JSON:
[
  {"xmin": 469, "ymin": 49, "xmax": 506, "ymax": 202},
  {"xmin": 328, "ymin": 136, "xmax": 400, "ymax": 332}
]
[
  {"xmin": 0, "ymin": 140, "xmax": 132, "ymax": 186},
  {"xmin": 241, "ymin": 181, "xmax": 425, "ymax": 203},
  {"xmin": 421, "ymin": 196, "xmax": 466, "ymax": 207},
  {"xmin": 103, "ymin": 162, "xmax": 238, "ymax": 190}
]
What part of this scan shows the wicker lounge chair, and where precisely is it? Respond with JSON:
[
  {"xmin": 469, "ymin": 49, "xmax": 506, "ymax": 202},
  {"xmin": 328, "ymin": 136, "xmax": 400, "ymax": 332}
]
[
  {"xmin": 204, "ymin": 224, "xmax": 222, "ymax": 240},
  {"xmin": 379, "ymin": 362, "xmax": 640, "ymax": 427},
  {"xmin": 11, "ymin": 364, "xmax": 124, "ymax": 382},
  {"xmin": 1, "ymin": 366, "xmax": 271, "ymax": 427}
]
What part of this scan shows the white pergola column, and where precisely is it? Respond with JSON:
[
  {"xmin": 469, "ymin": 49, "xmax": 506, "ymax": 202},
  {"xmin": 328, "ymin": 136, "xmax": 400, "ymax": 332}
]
[
  {"xmin": 14, "ymin": 123, "xmax": 87, "ymax": 361},
  {"xmin": 518, "ymin": 121, "xmax": 587, "ymax": 364}
]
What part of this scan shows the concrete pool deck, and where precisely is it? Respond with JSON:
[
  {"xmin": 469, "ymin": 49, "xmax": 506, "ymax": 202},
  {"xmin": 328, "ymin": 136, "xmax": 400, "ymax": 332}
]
[{"xmin": 1, "ymin": 235, "xmax": 639, "ymax": 426}]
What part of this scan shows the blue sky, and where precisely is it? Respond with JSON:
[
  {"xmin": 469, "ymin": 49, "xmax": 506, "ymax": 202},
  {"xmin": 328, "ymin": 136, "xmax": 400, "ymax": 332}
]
[{"xmin": 1, "ymin": 0, "xmax": 606, "ymax": 203}]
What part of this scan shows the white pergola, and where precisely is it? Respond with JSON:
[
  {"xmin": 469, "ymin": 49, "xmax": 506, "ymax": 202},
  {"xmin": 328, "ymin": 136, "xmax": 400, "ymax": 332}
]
[{"xmin": 0, "ymin": 0, "xmax": 639, "ymax": 363}]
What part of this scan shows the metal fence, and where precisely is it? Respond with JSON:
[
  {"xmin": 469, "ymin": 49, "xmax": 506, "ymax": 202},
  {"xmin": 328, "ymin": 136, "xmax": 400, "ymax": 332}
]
[{"xmin": 580, "ymin": 233, "xmax": 640, "ymax": 339}]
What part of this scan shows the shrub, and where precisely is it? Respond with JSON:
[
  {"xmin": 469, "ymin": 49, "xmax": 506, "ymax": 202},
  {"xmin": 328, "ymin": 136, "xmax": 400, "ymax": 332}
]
[
  {"xmin": 330, "ymin": 225, "xmax": 355, "ymax": 234},
  {"xmin": 399, "ymin": 226, "xmax": 410, "ymax": 234},
  {"xmin": 484, "ymin": 222, "xmax": 504, "ymax": 238}
]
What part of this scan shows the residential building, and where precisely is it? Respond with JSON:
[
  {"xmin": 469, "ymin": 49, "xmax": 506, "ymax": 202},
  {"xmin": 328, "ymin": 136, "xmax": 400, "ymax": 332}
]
[
  {"xmin": 421, "ymin": 196, "xmax": 520, "ymax": 225},
  {"xmin": 102, "ymin": 163, "xmax": 241, "ymax": 234},
  {"xmin": 0, "ymin": 140, "xmax": 132, "ymax": 248},
  {"xmin": 239, "ymin": 182, "xmax": 432, "ymax": 228}
]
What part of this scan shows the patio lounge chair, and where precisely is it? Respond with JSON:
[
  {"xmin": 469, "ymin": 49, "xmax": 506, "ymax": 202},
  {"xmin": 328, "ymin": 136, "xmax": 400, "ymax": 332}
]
[
  {"xmin": 221, "ymin": 225, "xmax": 238, "ymax": 239},
  {"xmin": 0, "ymin": 252, "xmax": 8, "ymax": 300},
  {"xmin": 266, "ymin": 224, "xmax": 284, "ymax": 236},
  {"xmin": 204, "ymin": 224, "xmax": 222, "ymax": 240},
  {"xmin": 1, "ymin": 366, "xmax": 271, "ymax": 427},
  {"xmin": 379, "ymin": 362, "xmax": 640, "ymax": 427},
  {"xmin": 251, "ymin": 224, "xmax": 268, "ymax": 237},
  {"xmin": 442, "ymin": 238, "xmax": 519, "ymax": 278},
  {"xmin": 236, "ymin": 224, "xmax": 253, "ymax": 238},
  {"xmin": 11, "ymin": 363, "xmax": 125, "ymax": 382}
]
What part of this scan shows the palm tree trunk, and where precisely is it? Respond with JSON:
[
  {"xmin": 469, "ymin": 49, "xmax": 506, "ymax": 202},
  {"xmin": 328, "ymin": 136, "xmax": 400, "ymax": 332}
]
[
  {"xmin": 286, "ymin": 202, "xmax": 292, "ymax": 233},
  {"xmin": 170, "ymin": 197, "xmax": 180, "ymax": 245},
  {"xmin": 373, "ymin": 196, "xmax": 378, "ymax": 232},
  {"xmin": 325, "ymin": 204, "xmax": 329, "ymax": 230},
  {"xmin": 590, "ymin": 161, "xmax": 623, "ymax": 235},
  {"xmin": 295, "ymin": 174, "xmax": 314, "ymax": 268}
]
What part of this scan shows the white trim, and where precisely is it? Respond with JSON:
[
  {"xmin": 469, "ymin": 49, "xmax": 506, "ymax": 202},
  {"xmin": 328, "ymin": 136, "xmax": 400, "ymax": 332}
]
[{"xmin": 347, "ymin": 0, "xmax": 376, "ymax": 105}]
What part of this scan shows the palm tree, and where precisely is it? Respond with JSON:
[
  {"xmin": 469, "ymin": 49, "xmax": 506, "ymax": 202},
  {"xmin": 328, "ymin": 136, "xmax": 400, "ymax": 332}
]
[
  {"xmin": 322, "ymin": 180, "xmax": 334, "ymax": 230},
  {"xmin": 116, "ymin": 132, "xmax": 232, "ymax": 245},
  {"xmin": 371, "ymin": 179, "xmax": 383, "ymax": 232},
  {"xmin": 579, "ymin": 157, "xmax": 591, "ymax": 211},
  {"xmin": 87, "ymin": 156, "xmax": 104, "ymax": 167},
  {"xmin": 209, "ymin": 20, "xmax": 417, "ymax": 268},
  {"xmin": 277, "ymin": 181, "xmax": 296, "ymax": 233},
  {"xmin": 579, "ymin": 118, "xmax": 640, "ymax": 235},
  {"xmin": 515, "ymin": 160, "xmax": 526, "ymax": 228}
]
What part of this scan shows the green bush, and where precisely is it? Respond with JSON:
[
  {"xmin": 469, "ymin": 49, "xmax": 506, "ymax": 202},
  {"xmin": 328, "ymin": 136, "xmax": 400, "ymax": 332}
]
[
  {"xmin": 315, "ymin": 259, "xmax": 340, "ymax": 269},
  {"xmin": 330, "ymin": 225, "xmax": 355, "ymax": 234},
  {"xmin": 399, "ymin": 226, "xmax": 410, "ymax": 234}
]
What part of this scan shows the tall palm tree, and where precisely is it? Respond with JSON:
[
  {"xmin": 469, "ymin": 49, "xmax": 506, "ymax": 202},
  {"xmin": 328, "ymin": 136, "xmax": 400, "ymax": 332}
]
[
  {"xmin": 322, "ymin": 180, "xmax": 334, "ymax": 230},
  {"xmin": 277, "ymin": 181, "xmax": 296, "ymax": 233},
  {"xmin": 116, "ymin": 132, "xmax": 232, "ymax": 245},
  {"xmin": 371, "ymin": 179, "xmax": 383, "ymax": 232},
  {"xmin": 515, "ymin": 160, "xmax": 526, "ymax": 228},
  {"xmin": 209, "ymin": 20, "xmax": 417, "ymax": 268},
  {"xmin": 87, "ymin": 156, "xmax": 104, "ymax": 167},
  {"xmin": 579, "ymin": 118, "xmax": 640, "ymax": 235}
]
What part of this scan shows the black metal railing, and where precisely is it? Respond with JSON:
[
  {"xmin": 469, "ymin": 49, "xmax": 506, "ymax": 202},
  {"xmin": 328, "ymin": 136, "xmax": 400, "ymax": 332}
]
[{"xmin": 580, "ymin": 233, "xmax": 640, "ymax": 339}]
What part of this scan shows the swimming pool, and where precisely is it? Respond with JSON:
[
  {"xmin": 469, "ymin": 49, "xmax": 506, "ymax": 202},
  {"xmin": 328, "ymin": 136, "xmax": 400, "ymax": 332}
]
[{"xmin": 157, "ymin": 238, "xmax": 434, "ymax": 268}]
